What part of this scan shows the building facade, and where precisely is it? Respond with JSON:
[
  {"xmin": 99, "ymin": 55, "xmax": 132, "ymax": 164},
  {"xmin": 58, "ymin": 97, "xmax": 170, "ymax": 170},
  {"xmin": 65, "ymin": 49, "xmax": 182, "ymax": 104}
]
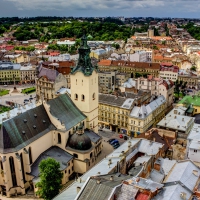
[
  {"xmin": 0, "ymin": 61, "xmax": 21, "ymax": 85},
  {"xmin": 98, "ymin": 60, "xmax": 160, "ymax": 78}
]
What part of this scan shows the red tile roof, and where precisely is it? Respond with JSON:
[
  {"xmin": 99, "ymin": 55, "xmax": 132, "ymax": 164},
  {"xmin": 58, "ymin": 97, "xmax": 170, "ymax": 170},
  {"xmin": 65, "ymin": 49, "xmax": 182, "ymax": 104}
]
[
  {"xmin": 98, "ymin": 59, "xmax": 112, "ymax": 66},
  {"xmin": 136, "ymin": 193, "xmax": 149, "ymax": 200}
]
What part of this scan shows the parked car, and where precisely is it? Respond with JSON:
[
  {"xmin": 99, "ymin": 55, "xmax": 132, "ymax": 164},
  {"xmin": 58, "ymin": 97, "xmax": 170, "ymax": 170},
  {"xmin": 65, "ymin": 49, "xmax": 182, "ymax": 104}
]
[
  {"xmin": 124, "ymin": 136, "xmax": 128, "ymax": 140},
  {"xmin": 107, "ymin": 138, "xmax": 115, "ymax": 143},
  {"xmin": 110, "ymin": 139, "xmax": 119, "ymax": 145},
  {"xmin": 113, "ymin": 143, "xmax": 120, "ymax": 149},
  {"xmin": 119, "ymin": 134, "xmax": 123, "ymax": 138},
  {"xmin": 29, "ymin": 97, "xmax": 33, "ymax": 100},
  {"xmin": 3, "ymin": 85, "xmax": 8, "ymax": 87}
]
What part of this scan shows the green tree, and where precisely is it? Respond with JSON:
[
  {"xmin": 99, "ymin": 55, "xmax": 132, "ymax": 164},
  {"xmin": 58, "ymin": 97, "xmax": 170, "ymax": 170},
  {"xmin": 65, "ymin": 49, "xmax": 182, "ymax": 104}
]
[
  {"xmin": 36, "ymin": 158, "xmax": 63, "ymax": 200},
  {"xmin": 190, "ymin": 66, "xmax": 196, "ymax": 71}
]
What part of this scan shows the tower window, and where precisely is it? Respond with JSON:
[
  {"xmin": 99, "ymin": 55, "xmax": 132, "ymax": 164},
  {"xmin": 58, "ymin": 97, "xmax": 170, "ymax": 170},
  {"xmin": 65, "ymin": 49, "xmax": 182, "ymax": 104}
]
[
  {"xmin": 74, "ymin": 94, "xmax": 78, "ymax": 100},
  {"xmin": 58, "ymin": 133, "xmax": 61, "ymax": 144},
  {"xmin": 76, "ymin": 79, "xmax": 77, "ymax": 85},
  {"xmin": 82, "ymin": 80, "xmax": 83, "ymax": 86},
  {"xmin": 92, "ymin": 93, "xmax": 95, "ymax": 100},
  {"xmin": 81, "ymin": 94, "xmax": 85, "ymax": 101}
]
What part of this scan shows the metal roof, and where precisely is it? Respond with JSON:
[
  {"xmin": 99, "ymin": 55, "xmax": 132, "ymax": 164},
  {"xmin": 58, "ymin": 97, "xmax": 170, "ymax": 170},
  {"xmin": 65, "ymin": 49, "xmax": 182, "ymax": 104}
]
[
  {"xmin": 164, "ymin": 160, "xmax": 200, "ymax": 191},
  {"xmin": 48, "ymin": 94, "xmax": 86, "ymax": 131},
  {"xmin": 30, "ymin": 146, "xmax": 73, "ymax": 177},
  {"xmin": 0, "ymin": 105, "xmax": 55, "ymax": 153}
]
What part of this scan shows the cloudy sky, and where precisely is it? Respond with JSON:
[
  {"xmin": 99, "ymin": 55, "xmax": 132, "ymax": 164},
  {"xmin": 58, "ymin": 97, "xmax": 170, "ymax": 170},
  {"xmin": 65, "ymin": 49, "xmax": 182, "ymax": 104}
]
[{"xmin": 0, "ymin": 0, "xmax": 199, "ymax": 18}]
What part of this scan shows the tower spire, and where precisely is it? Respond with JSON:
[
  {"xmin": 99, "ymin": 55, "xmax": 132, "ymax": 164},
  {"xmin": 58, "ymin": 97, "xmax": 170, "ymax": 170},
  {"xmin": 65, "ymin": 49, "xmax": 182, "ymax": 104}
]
[{"xmin": 71, "ymin": 33, "xmax": 98, "ymax": 76}]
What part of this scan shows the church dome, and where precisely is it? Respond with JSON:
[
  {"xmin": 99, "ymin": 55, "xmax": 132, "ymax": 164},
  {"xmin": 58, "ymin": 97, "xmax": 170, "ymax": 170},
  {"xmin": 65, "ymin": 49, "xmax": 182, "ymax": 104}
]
[{"xmin": 68, "ymin": 132, "xmax": 92, "ymax": 151}]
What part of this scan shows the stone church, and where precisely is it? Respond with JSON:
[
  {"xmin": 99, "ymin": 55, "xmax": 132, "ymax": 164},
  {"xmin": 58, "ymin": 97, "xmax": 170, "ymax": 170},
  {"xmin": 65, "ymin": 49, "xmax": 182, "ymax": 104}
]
[{"xmin": 0, "ymin": 35, "xmax": 102, "ymax": 197}]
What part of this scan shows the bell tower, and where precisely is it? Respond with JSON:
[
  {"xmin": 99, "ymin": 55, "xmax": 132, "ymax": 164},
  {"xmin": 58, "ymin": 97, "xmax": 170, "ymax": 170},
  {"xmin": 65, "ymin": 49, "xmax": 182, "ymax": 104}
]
[{"xmin": 70, "ymin": 34, "xmax": 99, "ymax": 133}]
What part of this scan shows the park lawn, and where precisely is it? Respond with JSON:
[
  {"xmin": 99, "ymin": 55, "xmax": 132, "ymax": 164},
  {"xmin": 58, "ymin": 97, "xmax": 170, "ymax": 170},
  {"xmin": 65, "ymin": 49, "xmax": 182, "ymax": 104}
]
[
  {"xmin": 21, "ymin": 87, "xmax": 36, "ymax": 94},
  {"xmin": 0, "ymin": 89, "xmax": 9, "ymax": 96}
]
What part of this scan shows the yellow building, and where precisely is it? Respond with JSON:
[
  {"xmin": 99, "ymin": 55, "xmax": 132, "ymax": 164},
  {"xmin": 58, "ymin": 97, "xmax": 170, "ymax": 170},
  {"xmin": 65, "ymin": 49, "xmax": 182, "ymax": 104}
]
[
  {"xmin": 0, "ymin": 61, "xmax": 21, "ymax": 85},
  {"xmin": 98, "ymin": 90, "xmax": 151, "ymax": 133},
  {"xmin": 4, "ymin": 54, "xmax": 30, "ymax": 63},
  {"xmin": 98, "ymin": 60, "xmax": 160, "ymax": 78},
  {"xmin": 129, "ymin": 95, "xmax": 166, "ymax": 136}
]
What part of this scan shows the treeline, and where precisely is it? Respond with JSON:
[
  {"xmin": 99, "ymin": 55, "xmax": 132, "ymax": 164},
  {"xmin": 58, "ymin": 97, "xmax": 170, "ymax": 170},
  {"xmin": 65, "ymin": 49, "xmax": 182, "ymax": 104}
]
[
  {"xmin": 184, "ymin": 22, "xmax": 200, "ymax": 40},
  {"xmin": 13, "ymin": 21, "xmax": 132, "ymax": 41}
]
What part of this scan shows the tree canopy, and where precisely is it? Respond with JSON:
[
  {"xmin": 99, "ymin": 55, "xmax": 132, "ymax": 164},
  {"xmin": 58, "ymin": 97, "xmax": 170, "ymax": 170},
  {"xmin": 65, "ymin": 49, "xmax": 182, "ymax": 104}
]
[{"xmin": 36, "ymin": 158, "xmax": 63, "ymax": 200}]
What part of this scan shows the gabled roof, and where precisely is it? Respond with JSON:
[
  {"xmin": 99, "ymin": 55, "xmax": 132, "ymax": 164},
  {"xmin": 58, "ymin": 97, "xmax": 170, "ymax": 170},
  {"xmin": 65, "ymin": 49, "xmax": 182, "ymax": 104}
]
[
  {"xmin": 48, "ymin": 94, "xmax": 86, "ymax": 130},
  {"xmin": 164, "ymin": 160, "xmax": 200, "ymax": 192},
  {"xmin": 153, "ymin": 183, "xmax": 192, "ymax": 200},
  {"xmin": 0, "ymin": 105, "xmax": 55, "ymax": 153}
]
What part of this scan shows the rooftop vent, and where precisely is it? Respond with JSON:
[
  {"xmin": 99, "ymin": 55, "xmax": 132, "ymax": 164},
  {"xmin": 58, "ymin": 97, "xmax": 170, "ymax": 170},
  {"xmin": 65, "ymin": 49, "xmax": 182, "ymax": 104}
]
[
  {"xmin": 22, "ymin": 131, "xmax": 25, "ymax": 135},
  {"xmin": 43, "ymin": 120, "xmax": 46, "ymax": 123},
  {"xmin": 34, "ymin": 114, "xmax": 37, "ymax": 118},
  {"xmin": 33, "ymin": 125, "xmax": 36, "ymax": 129},
  {"xmin": 23, "ymin": 119, "xmax": 27, "ymax": 123}
]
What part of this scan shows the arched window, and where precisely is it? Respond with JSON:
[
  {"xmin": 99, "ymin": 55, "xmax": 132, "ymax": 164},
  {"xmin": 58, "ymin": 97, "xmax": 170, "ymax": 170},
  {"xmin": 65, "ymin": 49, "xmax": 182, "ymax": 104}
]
[
  {"xmin": 9, "ymin": 157, "xmax": 17, "ymax": 186},
  {"xmin": 82, "ymin": 121, "xmax": 85, "ymax": 127},
  {"xmin": 92, "ymin": 93, "xmax": 95, "ymax": 100},
  {"xmin": 29, "ymin": 147, "xmax": 32, "ymax": 165},
  {"xmin": 74, "ymin": 94, "xmax": 78, "ymax": 100},
  {"xmin": 58, "ymin": 133, "xmax": 61, "ymax": 144},
  {"xmin": 20, "ymin": 153, "xmax": 25, "ymax": 183},
  {"xmin": 81, "ymin": 95, "xmax": 85, "ymax": 101}
]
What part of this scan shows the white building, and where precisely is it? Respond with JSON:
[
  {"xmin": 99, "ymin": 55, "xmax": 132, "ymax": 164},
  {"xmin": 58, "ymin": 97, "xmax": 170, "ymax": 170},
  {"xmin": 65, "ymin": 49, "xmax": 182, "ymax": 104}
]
[
  {"xmin": 187, "ymin": 123, "xmax": 200, "ymax": 162},
  {"xmin": 159, "ymin": 66, "xmax": 179, "ymax": 82}
]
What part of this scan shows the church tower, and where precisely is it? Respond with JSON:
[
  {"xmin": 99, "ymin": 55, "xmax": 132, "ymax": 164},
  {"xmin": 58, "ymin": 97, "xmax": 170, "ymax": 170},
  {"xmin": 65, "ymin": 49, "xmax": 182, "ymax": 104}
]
[{"xmin": 70, "ymin": 34, "xmax": 99, "ymax": 133}]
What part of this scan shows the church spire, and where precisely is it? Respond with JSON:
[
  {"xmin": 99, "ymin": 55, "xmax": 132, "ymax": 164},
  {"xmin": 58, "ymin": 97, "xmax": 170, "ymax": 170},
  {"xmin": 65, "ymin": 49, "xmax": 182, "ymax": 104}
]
[{"xmin": 71, "ymin": 33, "xmax": 98, "ymax": 76}]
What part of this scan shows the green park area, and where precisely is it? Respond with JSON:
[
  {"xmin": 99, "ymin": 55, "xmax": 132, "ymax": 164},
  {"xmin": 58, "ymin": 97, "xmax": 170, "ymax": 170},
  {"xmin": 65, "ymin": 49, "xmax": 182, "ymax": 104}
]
[
  {"xmin": 21, "ymin": 87, "xmax": 36, "ymax": 94},
  {"xmin": 178, "ymin": 95, "xmax": 200, "ymax": 106},
  {"xmin": 0, "ymin": 89, "xmax": 9, "ymax": 96}
]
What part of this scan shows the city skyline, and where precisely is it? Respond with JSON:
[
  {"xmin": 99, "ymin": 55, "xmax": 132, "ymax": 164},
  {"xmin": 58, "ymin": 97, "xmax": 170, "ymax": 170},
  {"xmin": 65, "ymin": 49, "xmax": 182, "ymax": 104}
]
[{"xmin": 0, "ymin": 0, "xmax": 200, "ymax": 18}]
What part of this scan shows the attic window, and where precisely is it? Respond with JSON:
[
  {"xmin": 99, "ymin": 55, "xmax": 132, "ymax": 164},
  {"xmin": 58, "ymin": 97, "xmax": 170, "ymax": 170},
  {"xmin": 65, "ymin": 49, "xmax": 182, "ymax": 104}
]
[
  {"xmin": 22, "ymin": 131, "xmax": 25, "ymax": 135},
  {"xmin": 33, "ymin": 125, "xmax": 36, "ymax": 129},
  {"xmin": 43, "ymin": 120, "xmax": 46, "ymax": 123},
  {"xmin": 34, "ymin": 114, "xmax": 37, "ymax": 118},
  {"xmin": 23, "ymin": 119, "xmax": 27, "ymax": 123}
]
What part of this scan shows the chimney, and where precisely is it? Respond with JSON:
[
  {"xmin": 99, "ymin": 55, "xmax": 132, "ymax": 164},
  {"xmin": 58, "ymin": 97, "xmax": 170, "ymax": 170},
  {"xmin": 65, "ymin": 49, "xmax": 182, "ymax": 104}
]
[
  {"xmin": 182, "ymin": 118, "xmax": 184, "ymax": 121},
  {"xmin": 110, "ymin": 176, "xmax": 114, "ymax": 181},
  {"xmin": 97, "ymin": 179, "xmax": 101, "ymax": 184},
  {"xmin": 180, "ymin": 192, "xmax": 186, "ymax": 200},
  {"xmin": 174, "ymin": 116, "xmax": 176, "ymax": 119},
  {"xmin": 136, "ymin": 177, "xmax": 140, "ymax": 183},
  {"xmin": 76, "ymin": 187, "xmax": 81, "ymax": 194}
]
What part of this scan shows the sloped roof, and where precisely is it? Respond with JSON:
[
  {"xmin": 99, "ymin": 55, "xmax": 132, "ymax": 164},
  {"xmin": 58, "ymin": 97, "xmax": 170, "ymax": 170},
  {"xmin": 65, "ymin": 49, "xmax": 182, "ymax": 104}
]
[
  {"xmin": 0, "ymin": 105, "xmax": 55, "ymax": 153},
  {"xmin": 30, "ymin": 146, "xmax": 73, "ymax": 177},
  {"xmin": 153, "ymin": 184, "xmax": 192, "ymax": 200},
  {"xmin": 164, "ymin": 160, "xmax": 200, "ymax": 191},
  {"xmin": 48, "ymin": 94, "xmax": 86, "ymax": 130}
]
